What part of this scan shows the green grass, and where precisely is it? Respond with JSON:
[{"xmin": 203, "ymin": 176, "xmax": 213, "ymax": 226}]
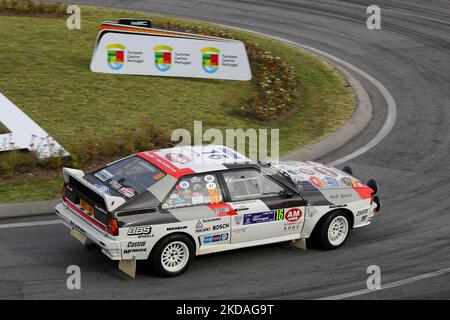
[
  {"xmin": 0, "ymin": 177, "xmax": 63, "ymax": 203},
  {"xmin": 0, "ymin": 122, "xmax": 10, "ymax": 134},
  {"xmin": 0, "ymin": 6, "xmax": 354, "ymax": 204}
]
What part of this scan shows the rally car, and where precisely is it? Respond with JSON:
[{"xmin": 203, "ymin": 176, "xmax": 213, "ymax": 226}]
[{"xmin": 55, "ymin": 145, "xmax": 381, "ymax": 278}]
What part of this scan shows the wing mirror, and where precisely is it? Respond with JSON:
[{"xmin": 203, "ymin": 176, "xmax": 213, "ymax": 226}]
[{"xmin": 278, "ymin": 190, "xmax": 294, "ymax": 198}]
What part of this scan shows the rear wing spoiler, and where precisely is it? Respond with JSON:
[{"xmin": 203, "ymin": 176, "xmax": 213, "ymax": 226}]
[{"xmin": 63, "ymin": 167, "xmax": 125, "ymax": 212}]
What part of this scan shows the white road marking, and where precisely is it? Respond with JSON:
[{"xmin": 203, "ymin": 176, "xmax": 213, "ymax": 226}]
[
  {"xmin": 208, "ymin": 22, "xmax": 398, "ymax": 167},
  {"xmin": 0, "ymin": 219, "xmax": 61, "ymax": 229},
  {"xmin": 318, "ymin": 267, "xmax": 450, "ymax": 300}
]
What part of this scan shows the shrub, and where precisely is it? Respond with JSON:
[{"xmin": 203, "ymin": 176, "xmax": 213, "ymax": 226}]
[
  {"xmin": 156, "ymin": 21, "xmax": 299, "ymax": 122},
  {"xmin": 0, "ymin": 0, "xmax": 67, "ymax": 15}
]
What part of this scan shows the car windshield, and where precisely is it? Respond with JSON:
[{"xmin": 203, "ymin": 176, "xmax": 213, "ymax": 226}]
[
  {"xmin": 86, "ymin": 156, "xmax": 166, "ymax": 200},
  {"xmin": 259, "ymin": 162, "xmax": 299, "ymax": 191}
]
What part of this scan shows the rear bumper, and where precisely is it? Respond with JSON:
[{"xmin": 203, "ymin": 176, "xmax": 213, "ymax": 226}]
[{"xmin": 55, "ymin": 202, "xmax": 122, "ymax": 260}]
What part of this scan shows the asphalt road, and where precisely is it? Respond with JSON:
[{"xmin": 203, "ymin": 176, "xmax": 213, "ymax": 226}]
[{"xmin": 1, "ymin": 0, "xmax": 450, "ymax": 299}]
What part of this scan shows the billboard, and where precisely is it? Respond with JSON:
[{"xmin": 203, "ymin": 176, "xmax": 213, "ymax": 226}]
[{"xmin": 90, "ymin": 21, "xmax": 252, "ymax": 81}]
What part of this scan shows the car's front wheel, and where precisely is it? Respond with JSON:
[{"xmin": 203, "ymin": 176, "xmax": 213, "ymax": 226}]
[
  {"xmin": 314, "ymin": 211, "xmax": 351, "ymax": 250},
  {"xmin": 151, "ymin": 234, "xmax": 195, "ymax": 277}
]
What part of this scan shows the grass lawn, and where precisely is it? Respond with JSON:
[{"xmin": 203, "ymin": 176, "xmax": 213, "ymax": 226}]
[
  {"xmin": 0, "ymin": 6, "xmax": 354, "ymax": 204},
  {"xmin": 0, "ymin": 122, "xmax": 10, "ymax": 134}
]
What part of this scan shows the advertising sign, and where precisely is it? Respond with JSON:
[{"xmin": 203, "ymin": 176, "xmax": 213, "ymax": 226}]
[{"xmin": 90, "ymin": 21, "xmax": 252, "ymax": 81}]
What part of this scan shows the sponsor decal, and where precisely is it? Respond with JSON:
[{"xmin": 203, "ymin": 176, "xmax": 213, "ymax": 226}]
[
  {"xmin": 356, "ymin": 208, "xmax": 369, "ymax": 216},
  {"xmin": 206, "ymin": 182, "xmax": 216, "ymax": 190},
  {"xmin": 195, "ymin": 220, "xmax": 203, "ymax": 228},
  {"xmin": 118, "ymin": 187, "xmax": 136, "ymax": 198},
  {"xmin": 212, "ymin": 223, "xmax": 229, "ymax": 231},
  {"xmin": 204, "ymin": 175, "xmax": 215, "ymax": 182},
  {"xmin": 214, "ymin": 206, "xmax": 229, "ymax": 215},
  {"xmin": 209, "ymin": 190, "xmax": 221, "ymax": 204},
  {"xmin": 109, "ymin": 180, "xmax": 122, "ymax": 190},
  {"xmin": 202, "ymin": 217, "xmax": 221, "ymax": 223},
  {"xmin": 127, "ymin": 226, "xmax": 152, "ymax": 236},
  {"xmin": 154, "ymin": 45, "xmax": 172, "ymax": 71},
  {"xmin": 330, "ymin": 193, "xmax": 352, "ymax": 200},
  {"xmin": 195, "ymin": 220, "xmax": 210, "ymax": 233},
  {"xmin": 127, "ymin": 241, "xmax": 146, "ymax": 248},
  {"xmin": 165, "ymin": 152, "xmax": 191, "ymax": 164},
  {"xmin": 94, "ymin": 184, "xmax": 111, "ymax": 195},
  {"xmin": 284, "ymin": 224, "xmax": 301, "ymax": 231},
  {"xmin": 361, "ymin": 215, "xmax": 368, "ymax": 221},
  {"xmin": 107, "ymin": 44, "xmax": 125, "ymax": 70},
  {"xmin": 179, "ymin": 181, "xmax": 190, "ymax": 189},
  {"xmin": 314, "ymin": 167, "xmax": 338, "ymax": 177},
  {"xmin": 69, "ymin": 221, "xmax": 86, "ymax": 234},
  {"xmin": 351, "ymin": 180, "xmax": 365, "ymax": 188},
  {"xmin": 234, "ymin": 215, "xmax": 243, "ymax": 225},
  {"xmin": 95, "ymin": 169, "xmax": 114, "ymax": 182},
  {"xmin": 166, "ymin": 225, "xmax": 188, "ymax": 231},
  {"xmin": 232, "ymin": 227, "xmax": 247, "ymax": 234},
  {"xmin": 322, "ymin": 177, "xmax": 339, "ymax": 188},
  {"xmin": 285, "ymin": 208, "xmax": 302, "ymax": 222},
  {"xmin": 153, "ymin": 172, "xmax": 165, "ymax": 180},
  {"xmin": 202, "ymin": 47, "xmax": 220, "ymax": 73},
  {"xmin": 341, "ymin": 177, "xmax": 353, "ymax": 187},
  {"xmin": 203, "ymin": 233, "xmax": 228, "ymax": 244},
  {"xmin": 329, "ymin": 204, "xmax": 348, "ymax": 209},
  {"xmin": 244, "ymin": 211, "xmax": 275, "ymax": 225},
  {"xmin": 309, "ymin": 176, "xmax": 325, "ymax": 188},
  {"xmin": 299, "ymin": 168, "xmax": 316, "ymax": 175},
  {"xmin": 306, "ymin": 206, "xmax": 317, "ymax": 217},
  {"xmin": 123, "ymin": 248, "xmax": 147, "ymax": 254}
]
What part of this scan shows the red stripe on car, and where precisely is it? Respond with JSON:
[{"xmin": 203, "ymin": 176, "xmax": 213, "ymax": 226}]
[
  {"xmin": 353, "ymin": 187, "xmax": 373, "ymax": 200},
  {"xmin": 137, "ymin": 151, "xmax": 195, "ymax": 179}
]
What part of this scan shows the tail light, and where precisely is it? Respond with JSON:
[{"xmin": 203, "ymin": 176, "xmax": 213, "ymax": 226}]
[{"xmin": 107, "ymin": 216, "xmax": 119, "ymax": 236}]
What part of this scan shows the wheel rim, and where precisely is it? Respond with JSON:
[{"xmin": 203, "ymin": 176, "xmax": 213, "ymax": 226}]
[
  {"xmin": 327, "ymin": 216, "xmax": 349, "ymax": 246},
  {"xmin": 161, "ymin": 241, "xmax": 189, "ymax": 273}
]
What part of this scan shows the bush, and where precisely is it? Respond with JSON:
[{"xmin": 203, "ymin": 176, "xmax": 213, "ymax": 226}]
[
  {"xmin": 0, "ymin": 0, "xmax": 67, "ymax": 15},
  {"xmin": 156, "ymin": 21, "xmax": 299, "ymax": 122}
]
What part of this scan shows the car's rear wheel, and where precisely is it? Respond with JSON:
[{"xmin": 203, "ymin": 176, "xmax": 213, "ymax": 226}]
[
  {"xmin": 314, "ymin": 211, "xmax": 351, "ymax": 250},
  {"xmin": 151, "ymin": 234, "xmax": 194, "ymax": 277}
]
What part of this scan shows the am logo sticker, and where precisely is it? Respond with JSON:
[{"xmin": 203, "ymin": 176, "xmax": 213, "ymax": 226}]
[{"xmin": 285, "ymin": 208, "xmax": 302, "ymax": 222}]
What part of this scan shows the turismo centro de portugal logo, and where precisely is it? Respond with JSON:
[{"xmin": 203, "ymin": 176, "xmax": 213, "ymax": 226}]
[
  {"xmin": 154, "ymin": 45, "xmax": 172, "ymax": 71},
  {"xmin": 202, "ymin": 47, "xmax": 220, "ymax": 73},
  {"xmin": 107, "ymin": 44, "xmax": 125, "ymax": 70}
]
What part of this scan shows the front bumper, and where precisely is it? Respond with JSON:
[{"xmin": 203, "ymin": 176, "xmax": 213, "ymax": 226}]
[{"xmin": 55, "ymin": 202, "xmax": 122, "ymax": 260}]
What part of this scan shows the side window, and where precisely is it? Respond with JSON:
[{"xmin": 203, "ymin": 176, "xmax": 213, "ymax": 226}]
[
  {"xmin": 162, "ymin": 174, "xmax": 223, "ymax": 209},
  {"xmin": 222, "ymin": 170, "xmax": 285, "ymax": 201}
]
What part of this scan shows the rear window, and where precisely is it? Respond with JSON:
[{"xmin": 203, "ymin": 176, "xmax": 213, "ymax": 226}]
[{"xmin": 85, "ymin": 156, "xmax": 166, "ymax": 199}]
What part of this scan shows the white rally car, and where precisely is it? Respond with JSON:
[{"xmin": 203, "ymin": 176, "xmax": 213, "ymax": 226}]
[{"xmin": 55, "ymin": 145, "xmax": 381, "ymax": 277}]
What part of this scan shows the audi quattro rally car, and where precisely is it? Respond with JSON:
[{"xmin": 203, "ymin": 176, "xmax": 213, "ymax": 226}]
[{"xmin": 55, "ymin": 145, "xmax": 381, "ymax": 278}]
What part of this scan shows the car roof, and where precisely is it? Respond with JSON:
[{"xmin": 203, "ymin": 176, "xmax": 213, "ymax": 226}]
[{"xmin": 136, "ymin": 145, "xmax": 256, "ymax": 178}]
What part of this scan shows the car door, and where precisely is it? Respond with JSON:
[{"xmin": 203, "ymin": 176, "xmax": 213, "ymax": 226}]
[
  {"xmin": 221, "ymin": 169, "xmax": 306, "ymax": 244},
  {"xmin": 161, "ymin": 173, "xmax": 231, "ymax": 249}
]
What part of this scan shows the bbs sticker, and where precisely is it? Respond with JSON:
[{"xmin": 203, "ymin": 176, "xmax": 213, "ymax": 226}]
[{"xmin": 127, "ymin": 226, "xmax": 152, "ymax": 236}]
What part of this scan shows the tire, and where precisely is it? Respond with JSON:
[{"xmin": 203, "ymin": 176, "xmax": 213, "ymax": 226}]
[
  {"xmin": 150, "ymin": 234, "xmax": 195, "ymax": 277},
  {"xmin": 313, "ymin": 210, "xmax": 351, "ymax": 250}
]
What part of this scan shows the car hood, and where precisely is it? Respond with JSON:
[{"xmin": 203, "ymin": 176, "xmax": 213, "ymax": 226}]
[
  {"xmin": 275, "ymin": 160, "xmax": 363, "ymax": 188},
  {"xmin": 273, "ymin": 160, "xmax": 372, "ymax": 205}
]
